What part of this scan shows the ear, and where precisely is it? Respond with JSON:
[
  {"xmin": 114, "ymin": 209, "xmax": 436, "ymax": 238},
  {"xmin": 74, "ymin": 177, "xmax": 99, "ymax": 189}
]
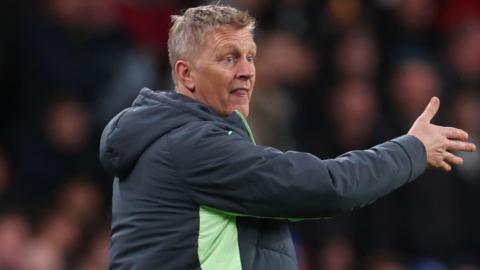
[{"xmin": 174, "ymin": 60, "xmax": 195, "ymax": 91}]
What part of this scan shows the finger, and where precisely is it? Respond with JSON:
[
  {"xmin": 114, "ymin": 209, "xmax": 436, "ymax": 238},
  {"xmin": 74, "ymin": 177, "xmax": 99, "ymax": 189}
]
[
  {"xmin": 440, "ymin": 160, "xmax": 452, "ymax": 172},
  {"xmin": 418, "ymin": 96, "xmax": 440, "ymax": 123},
  {"xmin": 440, "ymin": 126, "xmax": 469, "ymax": 141},
  {"xmin": 447, "ymin": 140, "xmax": 477, "ymax": 152},
  {"xmin": 444, "ymin": 152, "xmax": 463, "ymax": 166}
]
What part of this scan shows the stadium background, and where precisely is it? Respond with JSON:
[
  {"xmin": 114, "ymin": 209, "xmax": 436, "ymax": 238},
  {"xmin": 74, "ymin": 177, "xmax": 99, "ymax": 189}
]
[{"xmin": 0, "ymin": 0, "xmax": 479, "ymax": 269}]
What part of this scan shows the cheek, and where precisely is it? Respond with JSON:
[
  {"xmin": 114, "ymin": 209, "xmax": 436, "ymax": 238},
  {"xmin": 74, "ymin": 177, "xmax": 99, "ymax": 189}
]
[
  {"xmin": 214, "ymin": 75, "xmax": 233, "ymax": 97},
  {"xmin": 208, "ymin": 77, "xmax": 232, "ymax": 107}
]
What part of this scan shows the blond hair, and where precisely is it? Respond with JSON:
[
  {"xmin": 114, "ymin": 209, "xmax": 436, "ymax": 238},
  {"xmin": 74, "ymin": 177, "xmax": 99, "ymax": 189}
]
[{"xmin": 168, "ymin": 5, "xmax": 255, "ymax": 83}]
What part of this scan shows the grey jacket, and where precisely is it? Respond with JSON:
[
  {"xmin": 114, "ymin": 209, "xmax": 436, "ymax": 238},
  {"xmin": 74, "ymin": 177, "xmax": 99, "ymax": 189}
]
[{"xmin": 99, "ymin": 88, "xmax": 426, "ymax": 270}]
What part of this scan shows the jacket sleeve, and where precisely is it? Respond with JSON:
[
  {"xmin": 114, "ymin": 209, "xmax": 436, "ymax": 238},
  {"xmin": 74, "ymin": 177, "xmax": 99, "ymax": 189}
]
[{"xmin": 172, "ymin": 123, "xmax": 426, "ymax": 219}]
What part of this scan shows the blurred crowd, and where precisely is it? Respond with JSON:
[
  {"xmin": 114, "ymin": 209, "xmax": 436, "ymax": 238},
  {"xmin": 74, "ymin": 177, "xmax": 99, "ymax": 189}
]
[{"xmin": 0, "ymin": 0, "xmax": 480, "ymax": 269}]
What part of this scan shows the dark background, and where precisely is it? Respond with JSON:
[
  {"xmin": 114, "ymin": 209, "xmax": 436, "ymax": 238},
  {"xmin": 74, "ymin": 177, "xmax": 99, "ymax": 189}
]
[{"xmin": 0, "ymin": 0, "xmax": 479, "ymax": 269}]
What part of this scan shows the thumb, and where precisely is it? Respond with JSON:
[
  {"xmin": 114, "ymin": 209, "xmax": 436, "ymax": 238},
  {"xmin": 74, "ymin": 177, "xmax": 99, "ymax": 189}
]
[{"xmin": 418, "ymin": 96, "xmax": 440, "ymax": 123}]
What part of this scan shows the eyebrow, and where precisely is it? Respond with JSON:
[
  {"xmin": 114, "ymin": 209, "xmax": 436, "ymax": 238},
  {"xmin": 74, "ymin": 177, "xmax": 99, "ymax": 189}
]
[{"xmin": 217, "ymin": 43, "xmax": 257, "ymax": 54}]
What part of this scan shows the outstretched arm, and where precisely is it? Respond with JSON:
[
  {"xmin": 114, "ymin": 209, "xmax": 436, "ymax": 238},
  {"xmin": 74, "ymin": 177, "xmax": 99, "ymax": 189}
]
[{"xmin": 173, "ymin": 97, "xmax": 476, "ymax": 219}]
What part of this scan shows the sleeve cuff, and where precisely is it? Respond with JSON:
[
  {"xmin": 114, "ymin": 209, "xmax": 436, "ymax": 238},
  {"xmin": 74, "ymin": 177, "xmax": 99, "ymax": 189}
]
[{"xmin": 390, "ymin": 135, "xmax": 427, "ymax": 182}]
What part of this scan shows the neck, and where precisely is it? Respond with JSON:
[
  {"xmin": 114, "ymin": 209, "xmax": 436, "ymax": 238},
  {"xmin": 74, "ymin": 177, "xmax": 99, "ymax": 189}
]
[{"xmin": 175, "ymin": 87, "xmax": 195, "ymax": 100}]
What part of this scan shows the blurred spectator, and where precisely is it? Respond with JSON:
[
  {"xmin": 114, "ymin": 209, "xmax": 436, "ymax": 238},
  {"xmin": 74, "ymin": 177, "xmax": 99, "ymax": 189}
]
[
  {"xmin": 389, "ymin": 58, "xmax": 441, "ymax": 125},
  {"xmin": 353, "ymin": 61, "xmax": 443, "ymax": 254},
  {"xmin": 249, "ymin": 31, "xmax": 314, "ymax": 149},
  {"xmin": 45, "ymin": 97, "xmax": 90, "ymax": 153},
  {"xmin": 0, "ymin": 212, "xmax": 30, "ymax": 270},
  {"xmin": 259, "ymin": 31, "xmax": 317, "ymax": 85},
  {"xmin": 326, "ymin": 78, "xmax": 378, "ymax": 151},
  {"xmin": 296, "ymin": 77, "xmax": 381, "ymax": 158},
  {"xmin": 26, "ymin": 212, "xmax": 82, "ymax": 270},
  {"xmin": 334, "ymin": 28, "xmax": 379, "ymax": 80},
  {"xmin": 25, "ymin": 241, "xmax": 64, "ymax": 270},
  {"xmin": 55, "ymin": 177, "xmax": 103, "ymax": 227},
  {"xmin": 389, "ymin": 62, "xmax": 467, "ymax": 257},
  {"xmin": 9, "ymin": 97, "xmax": 104, "ymax": 215},
  {"xmin": 446, "ymin": 23, "xmax": 480, "ymax": 87},
  {"xmin": 393, "ymin": 0, "xmax": 435, "ymax": 33}
]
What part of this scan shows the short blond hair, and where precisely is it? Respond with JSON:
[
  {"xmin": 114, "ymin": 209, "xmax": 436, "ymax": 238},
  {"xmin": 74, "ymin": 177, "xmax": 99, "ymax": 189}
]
[{"xmin": 168, "ymin": 5, "xmax": 255, "ymax": 82}]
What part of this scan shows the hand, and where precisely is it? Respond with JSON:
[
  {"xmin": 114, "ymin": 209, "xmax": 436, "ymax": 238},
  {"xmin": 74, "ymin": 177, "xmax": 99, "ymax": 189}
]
[{"xmin": 408, "ymin": 96, "xmax": 476, "ymax": 171}]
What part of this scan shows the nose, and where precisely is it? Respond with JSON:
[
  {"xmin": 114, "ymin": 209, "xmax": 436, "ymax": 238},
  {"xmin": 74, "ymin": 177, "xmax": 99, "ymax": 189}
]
[{"xmin": 236, "ymin": 58, "xmax": 255, "ymax": 81}]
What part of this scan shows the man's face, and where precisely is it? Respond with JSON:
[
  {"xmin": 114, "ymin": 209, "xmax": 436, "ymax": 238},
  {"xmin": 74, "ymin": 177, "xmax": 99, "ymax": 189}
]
[{"xmin": 189, "ymin": 26, "xmax": 256, "ymax": 117}]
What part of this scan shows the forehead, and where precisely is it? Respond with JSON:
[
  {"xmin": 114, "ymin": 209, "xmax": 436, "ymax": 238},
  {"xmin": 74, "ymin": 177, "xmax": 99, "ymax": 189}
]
[{"xmin": 206, "ymin": 26, "xmax": 256, "ymax": 52}]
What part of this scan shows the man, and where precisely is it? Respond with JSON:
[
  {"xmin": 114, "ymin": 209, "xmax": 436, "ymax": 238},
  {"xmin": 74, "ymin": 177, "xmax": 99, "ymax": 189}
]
[{"xmin": 99, "ymin": 5, "xmax": 475, "ymax": 270}]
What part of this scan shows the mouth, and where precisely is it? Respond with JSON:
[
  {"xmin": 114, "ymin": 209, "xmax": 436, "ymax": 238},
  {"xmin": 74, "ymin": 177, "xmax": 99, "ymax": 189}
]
[{"xmin": 230, "ymin": 87, "xmax": 249, "ymax": 97}]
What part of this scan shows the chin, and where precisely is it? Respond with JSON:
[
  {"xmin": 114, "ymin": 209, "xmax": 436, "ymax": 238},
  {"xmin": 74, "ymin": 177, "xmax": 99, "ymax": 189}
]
[
  {"xmin": 236, "ymin": 107, "xmax": 249, "ymax": 118},
  {"xmin": 226, "ymin": 103, "xmax": 250, "ymax": 117}
]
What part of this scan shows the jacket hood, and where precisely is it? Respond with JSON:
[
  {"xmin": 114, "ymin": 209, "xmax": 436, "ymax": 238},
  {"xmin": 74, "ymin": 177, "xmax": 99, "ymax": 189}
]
[{"xmin": 99, "ymin": 88, "xmax": 228, "ymax": 178}]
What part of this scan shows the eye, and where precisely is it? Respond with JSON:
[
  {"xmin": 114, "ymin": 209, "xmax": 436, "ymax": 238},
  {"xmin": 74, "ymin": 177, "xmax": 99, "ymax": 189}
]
[
  {"xmin": 246, "ymin": 55, "xmax": 256, "ymax": 63},
  {"xmin": 224, "ymin": 55, "xmax": 235, "ymax": 63}
]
